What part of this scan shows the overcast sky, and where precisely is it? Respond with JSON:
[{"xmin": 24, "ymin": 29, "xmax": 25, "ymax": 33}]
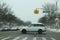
[{"xmin": 1, "ymin": 0, "xmax": 60, "ymax": 23}]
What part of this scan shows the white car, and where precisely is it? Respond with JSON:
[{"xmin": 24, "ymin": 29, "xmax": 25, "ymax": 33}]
[
  {"xmin": 20, "ymin": 23, "xmax": 46, "ymax": 34},
  {"xmin": 10, "ymin": 27, "xmax": 19, "ymax": 31}
]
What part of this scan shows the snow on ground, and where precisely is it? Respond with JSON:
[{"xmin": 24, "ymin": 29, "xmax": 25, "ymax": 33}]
[{"xmin": 47, "ymin": 28, "xmax": 60, "ymax": 33}]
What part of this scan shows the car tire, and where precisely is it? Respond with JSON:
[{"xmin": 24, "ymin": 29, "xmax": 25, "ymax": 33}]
[
  {"xmin": 38, "ymin": 29, "xmax": 42, "ymax": 34},
  {"xmin": 21, "ymin": 29, "xmax": 27, "ymax": 34}
]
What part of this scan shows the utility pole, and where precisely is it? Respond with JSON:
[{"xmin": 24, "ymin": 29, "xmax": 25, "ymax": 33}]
[
  {"xmin": 56, "ymin": 0, "xmax": 58, "ymax": 16},
  {"xmin": 55, "ymin": 0, "xmax": 59, "ymax": 30}
]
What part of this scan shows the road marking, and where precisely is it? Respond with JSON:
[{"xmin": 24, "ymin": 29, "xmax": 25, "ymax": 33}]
[
  {"xmin": 12, "ymin": 36, "xmax": 20, "ymax": 40},
  {"xmin": 51, "ymin": 38, "xmax": 56, "ymax": 40},
  {"xmin": 42, "ymin": 37, "xmax": 46, "ymax": 40},
  {"xmin": 33, "ymin": 37, "xmax": 36, "ymax": 40},
  {"xmin": 22, "ymin": 37, "xmax": 28, "ymax": 40},
  {"xmin": 1, "ymin": 37, "xmax": 10, "ymax": 40}
]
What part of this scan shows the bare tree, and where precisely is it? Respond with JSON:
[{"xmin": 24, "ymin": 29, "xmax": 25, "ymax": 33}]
[
  {"xmin": 0, "ymin": 2, "xmax": 24, "ymax": 27},
  {"xmin": 42, "ymin": 3, "xmax": 57, "ymax": 14},
  {"xmin": 38, "ymin": 3, "xmax": 59, "ymax": 25}
]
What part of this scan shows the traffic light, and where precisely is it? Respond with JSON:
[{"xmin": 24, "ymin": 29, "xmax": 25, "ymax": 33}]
[{"xmin": 34, "ymin": 9, "xmax": 39, "ymax": 14}]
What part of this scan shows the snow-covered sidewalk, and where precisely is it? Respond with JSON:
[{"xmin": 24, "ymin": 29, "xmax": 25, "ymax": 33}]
[{"xmin": 46, "ymin": 28, "xmax": 60, "ymax": 33}]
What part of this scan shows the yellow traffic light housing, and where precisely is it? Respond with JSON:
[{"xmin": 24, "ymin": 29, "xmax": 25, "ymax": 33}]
[{"xmin": 34, "ymin": 9, "xmax": 39, "ymax": 14}]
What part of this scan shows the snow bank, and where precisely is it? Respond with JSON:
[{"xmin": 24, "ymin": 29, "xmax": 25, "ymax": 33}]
[{"xmin": 47, "ymin": 28, "xmax": 60, "ymax": 33}]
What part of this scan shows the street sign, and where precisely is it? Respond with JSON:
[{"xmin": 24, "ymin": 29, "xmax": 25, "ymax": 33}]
[{"xmin": 43, "ymin": 10, "xmax": 50, "ymax": 13}]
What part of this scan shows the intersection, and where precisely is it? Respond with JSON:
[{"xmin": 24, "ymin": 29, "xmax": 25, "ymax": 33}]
[{"xmin": 0, "ymin": 30, "xmax": 60, "ymax": 40}]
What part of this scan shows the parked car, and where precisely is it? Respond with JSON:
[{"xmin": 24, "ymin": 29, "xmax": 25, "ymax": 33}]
[
  {"xmin": 1, "ymin": 27, "xmax": 9, "ymax": 31},
  {"xmin": 0, "ymin": 28, "xmax": 3, "ymax": 31},
  {"xmin": 10, "ymin": 27, "xmax": 19, "ymax": 31}
]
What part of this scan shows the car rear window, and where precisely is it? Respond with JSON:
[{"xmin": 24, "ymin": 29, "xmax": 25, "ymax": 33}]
[{"xmin": 31, "ymin": 24, "xmax": 45, "ymax": 26}]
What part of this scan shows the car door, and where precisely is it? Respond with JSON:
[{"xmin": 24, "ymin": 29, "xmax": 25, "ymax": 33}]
[
  {"xmin": 28, "ymin": 24, "xmax": 38, "ymax": 31},
  {"xmin": 27, "ymin": 25, "xmax": 34, "ymax": 31}
]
